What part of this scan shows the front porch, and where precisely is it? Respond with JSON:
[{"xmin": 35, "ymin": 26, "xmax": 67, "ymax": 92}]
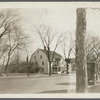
[{"xmin": 52, "ymin": 66, "xmax": 65, "ymax": 74}]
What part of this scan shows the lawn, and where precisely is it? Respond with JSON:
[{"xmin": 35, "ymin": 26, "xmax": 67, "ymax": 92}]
[{"xmin": 0, "ymin": 73, "xmax": 76, "ymax": 94}]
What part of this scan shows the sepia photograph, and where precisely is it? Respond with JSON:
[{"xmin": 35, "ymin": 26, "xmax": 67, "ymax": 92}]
[{"xmin": 0, "ymin": 2, "xmax": 100, "ymax": 98}]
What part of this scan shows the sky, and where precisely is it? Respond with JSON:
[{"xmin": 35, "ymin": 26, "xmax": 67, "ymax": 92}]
[
  {"xmin": 1, "ymin": 2, "xmax": 100, "ymax": 59},
  {"xmin": 19, "ymin": 7, "xmax": 100, "ymax": 59},
  {"xmin": 19, "ymin": 8, "xmax": 76, "ymax": 58}
]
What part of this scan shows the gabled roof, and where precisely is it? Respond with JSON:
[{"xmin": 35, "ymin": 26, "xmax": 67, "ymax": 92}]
[{"xmin": 39, "ymin": 49, "xmax": 62, "ymax": 61}]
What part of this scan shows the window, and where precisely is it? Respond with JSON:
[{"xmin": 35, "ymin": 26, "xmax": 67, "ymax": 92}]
[
  {"xmin": 57, "ymin": 61, "xmax": 60, "ymax": 65},
  {"xmin": 42, "ymin": 61, "xmax": 44, "ymax": 65},
  {"xmin": 58, "ymin": 68, "xmax": 60, "ymax": 71},
  {"xmin": 38, "ymin": 50, "xmax": 39, "ymax": 53},
  {"xmin": 40, "ymin": 55, "xmax": 42, "ymax": 59},
  {"xmin": 53, "ymin": 68, "xmax": 57, "ymax": 72},
  {"xmin": 34, "ymin": 56, "xmax": 36, "ymax": 59}
]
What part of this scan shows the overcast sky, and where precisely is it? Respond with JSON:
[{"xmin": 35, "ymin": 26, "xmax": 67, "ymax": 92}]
[
  {"xmin": 19, "ymin": 7, "xmax": 100, "ymax": 58},
  {"xmin": 1, "ymin": 2, "xmax": 100, "ymax": 59},
  {"xmin": 19, "ymin": 8, "xmax": 76, "ymax": 58}
]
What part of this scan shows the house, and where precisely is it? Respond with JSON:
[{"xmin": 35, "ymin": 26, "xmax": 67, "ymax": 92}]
[{"xmin": 30, "ymin": 47, "xmax": 66, "ymax": 74}]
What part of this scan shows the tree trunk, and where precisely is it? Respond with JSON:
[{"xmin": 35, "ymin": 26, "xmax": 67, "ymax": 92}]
[
  {"xmin": 66, "ymin": 62, "xmax": 69, "ymax": 74},
  {"xmin": 27, "ymin": 55, "xmax": 29, "ymax": 77},
  {"xmin": 5, "ymin": 53, "xmax": 10, "ymax": 74},
  {"xmin": 48, "ymin": 47, "xmax": 51, "ymax": 76},
  {"xmin": 65, "ymin": 58, "xmax": 69, "ymax": 74},
  {"xmin": 75, "ymin": 8, "xmax": 88, "ymax": 93},
  {"xmin": 16, "ymin": 49, "xmax": 19, "ymax": 69}
]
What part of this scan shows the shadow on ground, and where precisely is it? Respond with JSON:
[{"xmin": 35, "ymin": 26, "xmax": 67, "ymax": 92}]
[
  {"xmin": 38, "ymin": 82, "xmax": 76, "ymax": 93},
  {"xmin": 39, "ymin": 89, "xmax": 75, "ymax": 93},
  {"xmin": 56, "ymin": 82, "xmax": 75, "ymax": 85},
  {"xmin": 88, "ymin": 85, "xmax": 100, "ymax": 93},
  {"xmin": 39, "ymin": 89, "xmax": 67, "ymax": 93},
  {"xmin": 88, "ymin": 81, "xmax": 100, "ymax": 93}
]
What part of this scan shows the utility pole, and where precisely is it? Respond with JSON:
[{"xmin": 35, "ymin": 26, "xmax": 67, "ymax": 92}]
[
  {"xmin": 75, "ymin": 8, "xmax": 88, "ymax": 93},
  {"xmin": 26, "ymin": 55, "xmax": 29, "ymax": 77}
]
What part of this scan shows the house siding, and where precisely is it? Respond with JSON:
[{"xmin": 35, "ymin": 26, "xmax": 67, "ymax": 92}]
[
  {"xmin": 30, "ymin": 49, "xmax": 66, "ymax": 74},
  {"xmin": 30, "ymin": 49, "xmax": 49, "ymax": 74}
]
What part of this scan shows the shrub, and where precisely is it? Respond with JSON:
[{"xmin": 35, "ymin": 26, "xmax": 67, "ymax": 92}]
[{"xmin": 3, "ymin": 61, "xmax": 39, "ymax": 73}]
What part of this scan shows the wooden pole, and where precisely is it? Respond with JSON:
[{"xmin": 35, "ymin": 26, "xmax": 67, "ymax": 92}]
[
  {"xmin": 75, "ymin": 8, "xmax": 88, "ymax": 93},
  {"xmin": 27, "ymin": 55, "xmax": 29, "ymax": 77}
]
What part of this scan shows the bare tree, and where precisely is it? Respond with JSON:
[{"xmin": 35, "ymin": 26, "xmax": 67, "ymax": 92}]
[
  {"xmin": 76, "ymin": 8, "xmax": 88, "ymax": 93},
  {"xmin": 4, "ymin": 26, "xmax": 28, "ymax": 74},
  {"xmin": 34, "ymin": 25, "xmax": 62, "ymax": 76},
  {"xmin": 86, "ymin": 34, "xmax": 100, "ymax": 62},
  {"xmin": 0, "ymin": 9, "xmax": 20, "ymax": 39},
  {"xmin": 0, "ymin": 38, "xmax": 9, "ymax": 60},
  {"xmin": 75, "ymin": 8, "xmax": 100, "ymax": 92},
  {"xmin": 0, "ymin": 9, "xmax": 21, "ymax": 76},
  {"xmin": 62, "ymin": 32, "xmax": 75, "ymax": 74},
  {"xmin": 0, "ymin": 9, "xmax": 20, "ymax": 62}
]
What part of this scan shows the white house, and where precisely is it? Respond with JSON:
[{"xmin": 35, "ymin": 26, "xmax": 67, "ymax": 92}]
[{"xmin": 30, "ymin": 48, "xmax": 66, "ymax": 74}]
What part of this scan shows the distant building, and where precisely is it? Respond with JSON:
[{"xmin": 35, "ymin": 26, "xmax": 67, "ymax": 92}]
[{"xmin": 30, "ymin": 48, "xmax": 66, "ymax": 74}]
